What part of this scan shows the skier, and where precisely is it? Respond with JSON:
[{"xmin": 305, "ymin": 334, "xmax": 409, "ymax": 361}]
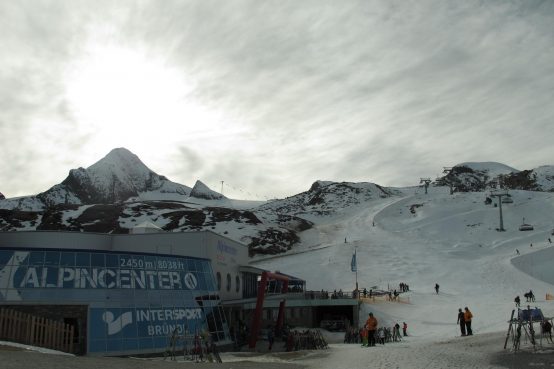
[
  {"xmin": 365, "ymin": 312, "xmax": 378, "ymax": 347},
  {"xmin": 464, "ymin": 307, "xmax": 473, "ymax": 336},
  {"xmin": 394, "ymin": 323, "xmax": 401, "ymax": 341},
  {"xmin": 516, "ymin": 249, "xmax": 520, "ymax": 255},
  {"xmin": 549, "ymin": 238, "xmax": 552, "ymax": 244},
  {"xmin": 515, "ymin": 295, "xmax": 521, "ymax": 308},
  {"xmin": 457, "ymin": 308, "xmax": 466, "ymax": 336},
  {"xmin": 402, "ymin": 322, "xmax": 408, "ymax": 336},
  {"xmin": 435, "ymin": 283, "xmax": 440, "ymax": 294}
]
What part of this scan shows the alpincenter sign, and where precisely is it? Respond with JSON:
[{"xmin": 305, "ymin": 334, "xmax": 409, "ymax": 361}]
[
  {"xmin": 18, "ymin": 267, "xmax": 198, "ymax": 290},
  {"xmin": 1, "ymin": 250, "xmax": 200, "ymax": 291}
]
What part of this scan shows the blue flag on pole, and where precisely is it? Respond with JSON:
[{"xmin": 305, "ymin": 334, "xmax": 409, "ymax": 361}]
[{"xmin": 351, "ymin": 249, "xmax": 357, "ymax": 272}]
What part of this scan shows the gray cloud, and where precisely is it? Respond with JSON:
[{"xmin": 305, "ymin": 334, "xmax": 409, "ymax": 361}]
[{"xmin": 1, "ymin": 0, "xmax": 554, "ymax": 199}]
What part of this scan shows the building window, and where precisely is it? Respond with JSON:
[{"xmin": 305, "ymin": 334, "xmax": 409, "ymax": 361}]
[
  {"xmin": 235, "ymin": 275, "xmax": 240, "ymax": 293},
  {"xmin": 216, "ymin": 272, "xmax": 221, "ymax": 290},
  {"xmin": 226, "ymin": 273, "xmax": 231, "ymax": 292}
]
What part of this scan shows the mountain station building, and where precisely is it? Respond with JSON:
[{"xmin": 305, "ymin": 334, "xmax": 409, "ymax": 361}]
[{"xmin": 0, "ymin": 229, "xmax": 359, "ymax": 355}]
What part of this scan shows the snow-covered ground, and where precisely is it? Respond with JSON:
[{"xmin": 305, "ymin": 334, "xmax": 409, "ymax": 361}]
[{"xmin": 247, "ymin": 185, "xmax": 554, "ymax": 366}]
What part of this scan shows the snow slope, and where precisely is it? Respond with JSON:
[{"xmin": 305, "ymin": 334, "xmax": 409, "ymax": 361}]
[{"xmin": 255, "ymin": 185, "xmax": 554, "ymax": 343}]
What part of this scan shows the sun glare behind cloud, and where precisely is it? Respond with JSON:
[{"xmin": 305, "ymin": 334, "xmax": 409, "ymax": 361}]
[{"xmin": 63, "ymin": 43, "xmax": 233, "ymax": 152}]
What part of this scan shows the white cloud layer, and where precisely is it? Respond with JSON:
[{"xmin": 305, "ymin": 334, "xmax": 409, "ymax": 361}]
[{"xmin": 1, "ymin": 0, "xmax": 554, "ymax": 199}]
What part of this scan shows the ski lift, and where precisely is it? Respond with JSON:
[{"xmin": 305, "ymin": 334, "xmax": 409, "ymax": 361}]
[{"xmin": 519, "ymin": 217, "xmax": 534, "ymax": 231}]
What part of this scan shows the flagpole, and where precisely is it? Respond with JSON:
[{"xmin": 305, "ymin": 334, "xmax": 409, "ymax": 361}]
[{"xmin": 355, "ymin": 246, "xmax": 358, "ymax": 297}]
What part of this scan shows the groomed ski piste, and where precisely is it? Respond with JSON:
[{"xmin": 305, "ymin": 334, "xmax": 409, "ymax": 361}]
[{"xmin": 228, "ymin": 185, "xmax": 554, "ymax": 368}]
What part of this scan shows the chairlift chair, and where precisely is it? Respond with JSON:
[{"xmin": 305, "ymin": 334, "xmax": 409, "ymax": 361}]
[{"xmin": 519, "ymin": 217, "xmax": 534, "ymax": 231}]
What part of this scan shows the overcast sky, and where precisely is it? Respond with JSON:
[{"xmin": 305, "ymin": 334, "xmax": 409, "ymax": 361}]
[{"xmin": 1, "ymin": 0, "xmax": 554, "ymax": 200}]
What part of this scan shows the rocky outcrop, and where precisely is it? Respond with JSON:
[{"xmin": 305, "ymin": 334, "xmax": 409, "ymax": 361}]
[{"xmin": 189, "ymin": 180, "xmax": 225, "ymax": 200}]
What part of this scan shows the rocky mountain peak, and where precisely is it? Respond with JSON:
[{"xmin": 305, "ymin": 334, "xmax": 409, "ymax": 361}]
[
  {"xmin": 32, "ymin": 148, "xmax": 191, "ymax": 206},
  {"xmin": 190, "ymin": 180, "xmax": 225, "ymax": 200}
]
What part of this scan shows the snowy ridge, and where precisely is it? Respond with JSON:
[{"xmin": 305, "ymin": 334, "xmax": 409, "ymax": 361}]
[
  {"xmin": 258, "ymin": 181, "xmax": 401, "ymax": 222},
  {"xmin": 437, "ymin": 161, "xmax": 554, "ymax": 193},
  {"xmin": 533, "ymin": 165, "xmax": 554, "ymax": 191},
  {"xmin": 456, "ymin": 162, "xmax": 519, "ymax": 177}
]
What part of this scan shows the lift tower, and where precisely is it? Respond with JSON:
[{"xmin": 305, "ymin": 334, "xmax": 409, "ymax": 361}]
[
  {"xmin": 420, "ymin": 178, "xmax": 432, "ymax": 194},
  {"xmin": 490, "ymin": 190, "xmax": 509, "ymax": 231}
]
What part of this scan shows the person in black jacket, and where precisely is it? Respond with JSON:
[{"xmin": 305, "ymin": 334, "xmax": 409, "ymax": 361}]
[{"xmin": 457, "ymin": 308, "xmax": 466, "ymax": 336}]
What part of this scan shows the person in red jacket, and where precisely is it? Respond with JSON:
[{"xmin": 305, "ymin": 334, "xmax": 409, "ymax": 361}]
[{"xmin": 402, "ymin": 322, "xmax": 408, "ymax": 336}]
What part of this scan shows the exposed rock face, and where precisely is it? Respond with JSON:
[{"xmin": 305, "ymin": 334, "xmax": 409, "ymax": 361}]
[
  {"xmin": 189, "ymin": 180, "xmax": 225, "ymax": 200},
  {"xmin": 258, "ymin": 181, "xmax": 399, "ymax": 218},
  {"xmin": 0, "ymin": 192, "xmax": 5, "ymax": 200},
  {"xmin": 0, "ymin": 201, "xmax": 296, "ymax": 256},
  {"xmin": 437, "ymin": 163, "xmax": 554, "ymax": 193}
]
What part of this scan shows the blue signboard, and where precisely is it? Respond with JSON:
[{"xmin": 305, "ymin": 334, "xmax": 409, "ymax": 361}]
[{"xmin": 0, "ymin": 248, "xmax": 228, "ymax": 354}]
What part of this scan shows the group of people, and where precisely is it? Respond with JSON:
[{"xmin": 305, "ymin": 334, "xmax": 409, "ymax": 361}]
[
  {"xmin": 456, "ymin": 307, "xmax": 474, "ymax": 336},
  {"xmin": 514, "ymin": 290, "xmax": 535, "ymax": 308},
  {"xmin": 359, "ymin": 312, "xmax": 408, "ymax": 347},
  {"xmin": 399, "ymin": 282, "xmax": 410, "ymax": 292}
]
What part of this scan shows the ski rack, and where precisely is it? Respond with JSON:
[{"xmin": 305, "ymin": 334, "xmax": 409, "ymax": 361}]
[{"xmin": 504, "ymin": 306, "xmax": 553, "ymax": 352}]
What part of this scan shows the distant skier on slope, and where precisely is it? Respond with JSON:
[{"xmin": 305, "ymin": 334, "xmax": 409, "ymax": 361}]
[
  {"xmin": 515, "ymin": 295, "xmax": 521, "ymax": 308},
  {"xmin": 435, "ymin": 283, "xmax": 440, "ymax": 294}
]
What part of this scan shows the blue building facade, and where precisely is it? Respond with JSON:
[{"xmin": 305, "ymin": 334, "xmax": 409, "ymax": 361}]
[{"xmin": 0, "ymin": 246, "xmax": 229, "ymax": 355}]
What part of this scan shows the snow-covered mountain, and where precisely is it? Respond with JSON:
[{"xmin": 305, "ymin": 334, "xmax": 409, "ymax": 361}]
[
  {"xmin": 2, "ymin": 151, "xmax": 554, "ymax": 257},
  {"xmin": 0, "ymin": 148, "xmax": 192, "ymax": 210}
]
